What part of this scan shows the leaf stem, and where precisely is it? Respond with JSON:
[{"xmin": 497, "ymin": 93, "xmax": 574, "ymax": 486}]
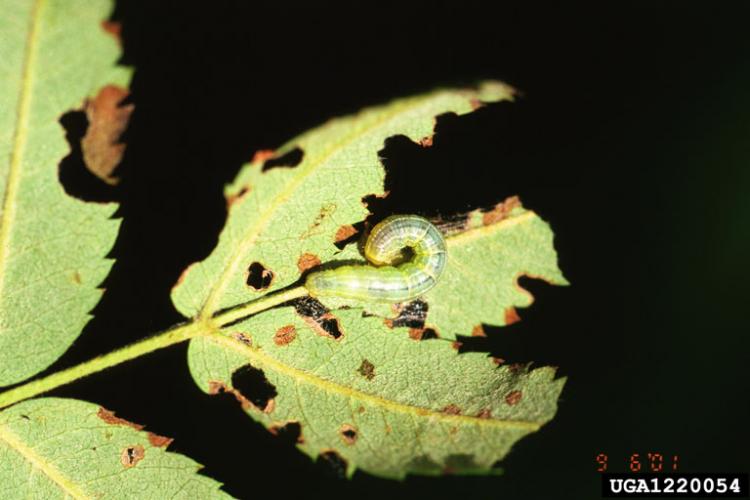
[
  {"xmin": 212, "ymin": 286, "xmax": 308, "ymax": 327},
  {"xmin": 0, "ymin": 285, "xmax": 310, "ymax": 409}
]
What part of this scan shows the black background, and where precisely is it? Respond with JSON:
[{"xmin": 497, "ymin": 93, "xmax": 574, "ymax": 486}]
[{"xmin": 46, "ymin": 1, "xmax": 750, "ymax": 498}]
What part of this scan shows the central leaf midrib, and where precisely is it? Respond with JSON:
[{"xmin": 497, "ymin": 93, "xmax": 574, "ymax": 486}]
[
  {"xmin": 208, "ymin": 333, "xmax": 541, "ymax": 431},
  {"xmin": 0, "ymin": 422, "xmax": 91, "ymax": 499},
  {"xmin": 0, "ymin": 0, "xmax": 45, "ymax": 315},
  {"xmin": 198, "ymin": 94, "xmax": 455, "ymax": 319}
]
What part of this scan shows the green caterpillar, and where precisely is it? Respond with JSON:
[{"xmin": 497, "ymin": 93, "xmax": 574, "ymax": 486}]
[{"xmin": 305, "ymin": 215, "xmax": 446, "ymax": 303}]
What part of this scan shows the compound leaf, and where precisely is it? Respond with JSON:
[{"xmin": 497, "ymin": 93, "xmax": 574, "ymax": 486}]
[
  {"xmin": 0, "ymin": 397, "xmax": 231, "ymax": 499},
  {"xmin": 0, "ymin": 0, "xmax": 131, "ymax": 386}
]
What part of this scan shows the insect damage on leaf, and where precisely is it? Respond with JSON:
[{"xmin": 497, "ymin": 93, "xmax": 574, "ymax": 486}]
[
  {"xmin": 81, "ymin": 84, "xmax": 133, "ymax": 186},
  {"xmin": 0, "ymin": 398, "xmax": 229, "ymax": 497},
  {"xmin": 120, "ymin": 445, "xmax": 145, "ymax": 468},
  {"xmin": 0, "ymin": 0, "xmax": 133, "ymax": 387},
  {"xmin": 176, "ymin": 82, "xmax": 566, "ymax": 479}
]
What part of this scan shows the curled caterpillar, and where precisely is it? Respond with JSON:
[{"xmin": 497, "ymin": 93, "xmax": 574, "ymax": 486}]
[{"xmin": 305, "ymin": 215, "xmax": 446, "ymax": 303}]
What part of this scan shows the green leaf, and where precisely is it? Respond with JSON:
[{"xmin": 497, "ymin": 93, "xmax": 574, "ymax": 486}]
[
  {"xmin": 318, "ymin": 196, "xmax": 568, "ymax": 339},
  {"xmin": 0, "ymin": 0, "xmax": 131, "ymax": 386},
  {"xmin": 0, "ymin": 397, "xmax": 230, "ymax": 498},
  {"xmin": 189, "ymin": 308, "xmax": 565, "ymax": 479},
  {"xmin": 171, "ymin": 81, "xmax": 516, "ymax": 319},
  {"xmin": 174, "ymin": 83, "xmax": 567, "ymax": 478}
]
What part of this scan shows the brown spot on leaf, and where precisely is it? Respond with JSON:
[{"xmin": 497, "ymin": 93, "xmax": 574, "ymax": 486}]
[
  {"xmin": 226, "ymin": 185, "xmax": 251, "ymax": 208},
  {"xmin": 408, "ymin": 327, "xmax": 439, "ymax": 340},
  {"xmin": 81, "ymin": 85, "xmax": 133, "ymax": 186},
  {"xmin": 470, "ymin": 97, "xmax": 483, "ymax": 110},
  {"xmin": 357, "ymin": 359, "xmax": 375, "ymax": 380},
  {"xmin": 508, "ymin": 363, "xmax": 525, "ymax": 374},
  {"xmin": 451, "ymin": 341, "xmax": 463, "ymax": 351},
  {"xmin": 71, "ymin": 271, "xmax": 82, "ymax": 284},
  {"xmin": 442, "ymin": 404, "xmax": 462, "ymax": 415},
  {"xmin": 357, "ymin": 406, "xmax": 365, "ymax": 414},
  {"xmin": 505, "ymin": 390, "xmax": 523, "ymax": 406},
  {"xmin": 340, "ymin": 424, "xmax": 357, "ymax": 445},
  {"xmin": 491, "ymin": 356, "xmax": 505, "ymax": 366},
  {"xmin": 477, "ymin": 408, "xmax": 492, "ymax": 419},
  {"xmin": 96, "ymin": 408, "xmax": 143, "ymax": 431},
  {"xmin": 147, "ymin": 432, "xmax": 173, "ymax": 448},
  {"xmin": 300, "ymin": 203, "xmax": 336, "ymax": 239},
  {"xmin": 252, "ymin": 149, "xmax": 276, "ymax": 164},
  {"xmin": 233, "ymin": 332, "xmax": 253, "ymax": 346},
  {"xmin": 274, "ymin": 325, "xmax": 297, "ymax": 346},
  {"xmin": 481, "ymin": 195, "xmax": 522, "ymax": 226},
  {"xmin": 505, "ymin": 307, "xmax": 521, "ymax": 325},
  {"xmin": 246, "ymin": 262, "xmax": 274, "ymax": 290},
  {"xmin": 419, "ymin": 135, "xmax": 434, "ymax": 147},
  {"xmin": 297, "ymin": 253, "xmax": 321, "ymax": 273},
  {"xmin": 471, "ymin": 324, "xmax": 486, "ymax": 337},
  {"xmin": 120, "ymin": 445, "xmax": 144, "ymax": 468},
  {"xmin": 334, "ymin": 224, "xmax": 358, "ymax": 244},
  {"xmin": 101, "ymin": 20, "xmax": 122, "ymax": 44}
]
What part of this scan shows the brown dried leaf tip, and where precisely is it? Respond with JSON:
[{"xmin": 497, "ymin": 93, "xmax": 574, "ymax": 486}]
[
  {"xmin": 505, "ymin": 390, "xmax": 523, "ymax": 406},
  {"xmin": 481, "ymin": 195, "xmax": 522, "ymax": 226},
  {"xmin": 120, "ymin": 445, "xmax": 145, "ymax": 468},
  {"xmin": 81, "ymin": 85, "xmax": 133, "ymax": 186},
  {"xmin": 96, "ymin": 408, "xmax": 143, "ymax": 431},
  {"xmin": 147, "ymin": 432, "xmax": 173, "ymax": 448},
  {"xmin": 252, "ymin": 149, "xmax": 276, "ymax": 164},
  {"xmin": 101, "ymin": 21, "xmax": 122, "ymax": 44},
  {"xmin": 274, "ymin": 325, "xmax": 297, "ymax": 346},
  {"xmin": 340, "ymin": 424, "xmax": 358, "ymax": 445},
  {"xmin": 297, "ymin": 253, "xmax": 321, "ymax": 273},
  {"xmin": 357, "ymin": 359, "xmax": 375, "ymax": 380}
]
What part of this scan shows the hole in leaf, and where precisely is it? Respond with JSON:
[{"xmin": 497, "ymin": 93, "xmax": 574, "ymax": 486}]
[
  {"xmin": 262, "ymin": 147, "xmax": 303, "ymax": 171},
  {"xmin": 318, "ymin": 316, "xmax": 342, "ymax": 339},
  {"xmin": 294, "ymin": 297, "xmax": 344, "ymax": 339},
  {"xmin": 231, "ymin": 365, "xmax": 277, "ymax": 412},
  {"xmin": 340, "ymin": 424, "xmax": 357, "ymax": 445},
  {"xmin": 120, "ymin": 445, "xmax": 145, "ymax": 468},
  {"xmin": 246, "ymin": 262, "xmax": 274, "ymax": 290},
  {"xmin": 357, "ymin": 359, "xmax": 375, "ymax": 380},
  {"xmin": 334, "ymin": 221, "xmax": 365, "ymax": 250},
  {"xmin": 388, "ymin": 299, "xmax": 428, "ymax": 329},
  {"xmin": 316, "ymin": 450, "xmax": 348, "ymax": 478},
  {"xmin": 59, "ymin": 110, "xmax": 118, "ymax": 202},
  {"xmin": 408, "ymin": 327, "xmax": 438, "ymax": 340},
  {"xmin": 269, "ymin": 421, "xmax": 303, "ymax": 445}
]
